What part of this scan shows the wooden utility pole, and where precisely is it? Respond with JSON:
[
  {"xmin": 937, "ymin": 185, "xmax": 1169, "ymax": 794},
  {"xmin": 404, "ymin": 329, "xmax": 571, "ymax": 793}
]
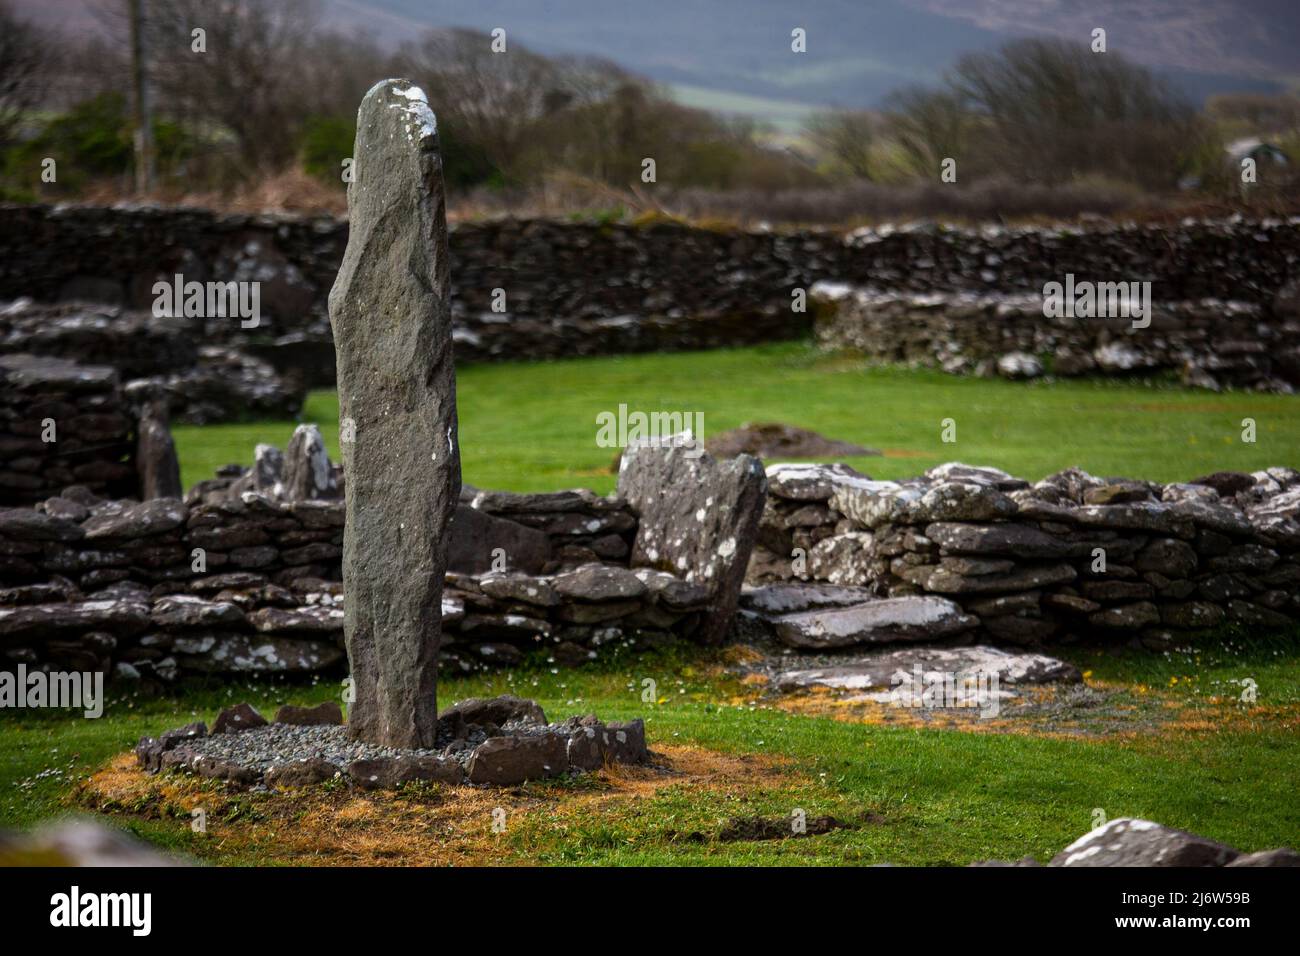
[{"xmin": 128, "ymin": 0, "xmax": 155, "ymax": 194}]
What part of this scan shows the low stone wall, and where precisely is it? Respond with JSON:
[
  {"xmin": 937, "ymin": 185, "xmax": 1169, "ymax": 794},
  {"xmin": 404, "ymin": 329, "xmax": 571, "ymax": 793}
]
[
  {"xmin": 0, "ymin": 473, "xmax": 710, "ymax": 680},
  {"xmin": 0, "ymin": 354, "xmax": 137, "ymax": 506},
  {"xmin": 813, "ymin": 285, "xmax": 1300, "ymax": 391},
  {"xmin": 1, "ymin": 204, "xmax": 1296, "ymax": 384},
  {"xmin": 748, "ymin": 462, "xmax": 1300, "ymax": 649}
]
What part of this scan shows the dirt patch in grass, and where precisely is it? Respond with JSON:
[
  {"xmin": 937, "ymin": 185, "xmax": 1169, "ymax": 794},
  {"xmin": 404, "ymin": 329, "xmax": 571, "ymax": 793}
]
[
  {"xmin": 718, "ymin": 814, "xmax": 853, "ymax": 841},
  {"xmin": 75, "ymin": 745, "xmax": 802, "ymax": 866}
]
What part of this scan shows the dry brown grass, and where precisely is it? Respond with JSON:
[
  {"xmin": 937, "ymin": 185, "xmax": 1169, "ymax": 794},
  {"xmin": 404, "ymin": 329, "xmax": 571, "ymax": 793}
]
[{"xmin": 76, "ymin": 745, "xmax": 798, "ymax": 867}]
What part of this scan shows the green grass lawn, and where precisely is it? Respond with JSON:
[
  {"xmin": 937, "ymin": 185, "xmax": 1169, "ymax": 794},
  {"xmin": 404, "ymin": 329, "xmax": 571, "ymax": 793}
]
[
  {"xmin": 173, "ymin": 343, "xmax": 1300, "ymax": 493},
  {"xmin": 7, "ymin": 344, "xmax": 1300, "ymax": 865},
  {"xmin": 3, "ymin": 636, "xmax": 1298, "ymax": 865}
]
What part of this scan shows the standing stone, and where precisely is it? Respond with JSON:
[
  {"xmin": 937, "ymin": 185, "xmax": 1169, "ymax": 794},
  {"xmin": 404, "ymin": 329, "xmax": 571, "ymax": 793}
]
[
  {"xmin": 281, "ymin": 423, "xmax": 337, "ymax": 500},
  {"xmin": 328, "ymin": 79, "xmax": 460, "ymax": 748},
  {"xmin": 252, "ymin": 444, "xmax": 284, "ymax": 492},
  {"xmin": 618, "ymin": 438, "xmax": 766, "ymax": 643},
  {"xmin": 135, "ymin": 399, "xmax": 182, "ymax": 500}
]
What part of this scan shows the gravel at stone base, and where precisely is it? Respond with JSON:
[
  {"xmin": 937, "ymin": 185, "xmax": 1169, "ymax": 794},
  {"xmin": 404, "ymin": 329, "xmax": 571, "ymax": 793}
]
[{"xmin": 173, "ymin": 719, "xmax": 554, "ymax": 774}]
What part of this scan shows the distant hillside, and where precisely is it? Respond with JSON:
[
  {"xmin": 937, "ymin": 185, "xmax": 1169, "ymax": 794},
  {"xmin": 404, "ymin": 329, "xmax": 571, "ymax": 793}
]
[{"xmin": 14, "ymin": 0, "xmax": 1298, "ymax": 128}]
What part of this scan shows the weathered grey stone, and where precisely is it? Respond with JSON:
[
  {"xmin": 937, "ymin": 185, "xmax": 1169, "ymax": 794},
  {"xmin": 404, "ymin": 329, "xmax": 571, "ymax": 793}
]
[
  {"xmin": 1134, "ymin": 538, "xmax": 1198, "ymax": 577},
  {"xmin": 252, "ymin": 443, "xmax": 284, "ymax": 492},
  {"xmin": 605, "ymin": 719, "xmax": 648, "ymax": 763},
  {"xmin": 925, "ymin": 522, "xmax": 1076, "ymax": 558},
  {"xmin": 248, "ymin": 605, "xmax": 343, "ymax": 634},
  {"xmin": 1073, "ymin": 502, "xmax": 1195, "ymax": 538},
  {"xmin": 1083, "ymin": 481, "xmax": 1153, "ymax": 505},
  {"xmin": 1226, "ymin": 848, "xmax": 1300, "ymax": 867},
  {"xmin": 265, "ymin": 757, "xmax": 341, "ymax": 788},
  {"xmin": 173, "ymin": 634, "xmax": 343, "ymax": 673},
  {"xmin": 466, "ymin": 733, "xmax": 569, "ymax": 784},
  {"xmin": 632, "ymin": 569, "xmax": 712, "ymax": 609},
  {"xmin": 135, "ymin": 721, "xmax": 206, "ymax": 773},
  {"xmin": 1050, "ymin": 818, "xmax": 1239, "ymax": 867},
  {"xmin": 1088, "ymin": 602, "xmax": 1160, "ymax": 630},
  {"xmin": 329, "ymin": 78, "xmax": 459, "ymax": 748},
  {"xmin": 772, "ymin": 596, "xmax": 977, "ymax": 649},
  {"xmin": 281, "ymin": 424, "xmax": 337, "ymax": 501},
  {"xmin": 1208, "ymin": 543, "xmax": 1280, "ymax": 573},
  {"xmin": 1227, "ymin": 599, "xmax": 1293, "ymax": 629},
  {"xmin": 188, "ymin": 755, "xmax": 263, "ymax": 786},
  {"xmin": 478, "ymin": 573, "xmax": 561, "ymax": 607},
  {"xmin": 764, "ymin": 462, "xmax": 873, "ymax": 501},
  {"xmin": 807, "ymin": 532, "xmax": 877, "ymax": 584},
  {"xmin": 1159, "ymin": 601, "xmax": 1225, "ymax": 629},
  {"xmin": 136, "ymin": 400, "xmax": 182, "ymax": 500},
  {"xmin": 211, "ymin": 702, "xmax": 268, "ymax": 734},
  {"xmin": 919, "ymin": 562, "xmax": 1076, "ymax": 595},
  {"xmin": 446, "ymin": 504, "xmax": 551, "ymax": 574},
  {"xmin": 620, "ymin": 439, "xmax": 766, "ymax": 644},
  {"xmin": 565, "ymin": 722, "xmax": 609, "ymax": 771},
  {"xmin": 740, "ymin": 583, "xmax": 879, "ymax": 615},
  {"xmin": 833, "ymin": 480, "xmax": 1017, "ymax": 529},
  {"xmin": 82, "ymin": 499, "xmax": 188, "ymax": 540},
  {"xmin": 459, "ymin": 612, "xmax": 554, "ymax": 639},
  {"xmin": 348, "ymin": 754, "xmax": 463, "ymax": 789},
  {"xmin": 150, "ymin": 594, "xmax": 247, "ymax": 629},
  {"xmin": 553, "ymin": 563, "xmax": 647, "ymax": 602},
  {"xmin": 1190, "ymin": 471, "xmax": 1255, "ymax": 497},
  {"xmin": 438, "ymin": 695, "xmax": 547, "ymax": 734},
  {"xmin": 0, "ymin": 507, "xmax": 82, "ymax": 543},
  {"xmin": 0, "ymin": 599, "xmax": 150, "ymax": 640},
  {"xmin": 274, "ymin": 701, "xmax": 344, "ymax": 726},
  {"xmin": 774, "ymin": 645, "xmax": 1080, "ymax": 694}
]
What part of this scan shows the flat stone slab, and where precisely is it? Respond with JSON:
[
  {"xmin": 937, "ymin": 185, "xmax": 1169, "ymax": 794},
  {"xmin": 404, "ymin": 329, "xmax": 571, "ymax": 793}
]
[
  {"xmin": 772, "ymin": 645, "xmax": 1081, "ymax": 697},
  {"xmin": 770, "ymin": 595, "xmax": 978, "ymax": 648},
  {"xmin": 741, "ymin": 582, "xmax": 879, "ymax": 615}
]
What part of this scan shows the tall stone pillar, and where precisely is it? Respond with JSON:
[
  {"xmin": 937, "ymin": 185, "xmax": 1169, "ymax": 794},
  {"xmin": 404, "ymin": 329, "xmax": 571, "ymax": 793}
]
[{"xmin": 328, "ymin": 79, "xmax": 460, "ymax": 748}]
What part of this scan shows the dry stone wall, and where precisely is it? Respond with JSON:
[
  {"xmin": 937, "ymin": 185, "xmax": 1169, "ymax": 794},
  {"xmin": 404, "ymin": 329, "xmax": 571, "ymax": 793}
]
[
  {"xmin": 813, "ymin": 285, "xmax": 1300, "ymax": 391},
  {"xmin": 0, "ymin": 434, "xmax": 772, "ymax": 681},
  {"xmin": 8, "ymin": 454, "xmax": 1300, "ymax": 681},
  {"xmin": 0, "ymin": 354, "xmax": 138, "ymax": 506},
  {"xmin": 0, "ymin": 472, "xmax": 716, "ymax": 681},
  {"xmin": 748, "ymin": 461, "xmax": 1300, "ymax": 650},
  {"xmin": 2, "ymin": 204, "xmax": 1296, "ymax": 386}
]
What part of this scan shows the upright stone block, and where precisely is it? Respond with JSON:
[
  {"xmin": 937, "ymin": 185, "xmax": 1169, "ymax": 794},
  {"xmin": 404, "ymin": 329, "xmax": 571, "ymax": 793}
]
[
  {"xmin": 328, "ymin": 79, "xmax": 460, "ymax": 748},
  {"xmin": 618, "ymin": 439, "xmax": 767, "ymax": 643},
  {"xmin": 135, "ymin": 399, "xmax": 182, "ymax": 500},
  {"xmin": 281, "ymin": 423, "xmax": 337, "ymax": 501}
]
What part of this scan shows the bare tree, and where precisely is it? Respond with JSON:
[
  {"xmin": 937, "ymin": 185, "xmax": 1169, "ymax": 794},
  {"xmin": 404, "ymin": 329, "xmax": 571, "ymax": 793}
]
[
  {"xmin": 950, "ymin": 37, "xmax": 1202, "ymax": 188},
  {"xmin": 144, "ymin": 0, "xmax": 324, "ymax": 173},
  {"xmin": 804, "ymin": 110, "xmax": 878, "ymax": 180},
  {"xmin": 0, "ymin": 0, "xmax": 57, "ymax": 148},
  {"xmin": 884, "ymin": 86, "xmax": 973, "ymax": 178},
  {"xmin": 397, "ymin": 28, "xmax": 565, "ymax": 178}
]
